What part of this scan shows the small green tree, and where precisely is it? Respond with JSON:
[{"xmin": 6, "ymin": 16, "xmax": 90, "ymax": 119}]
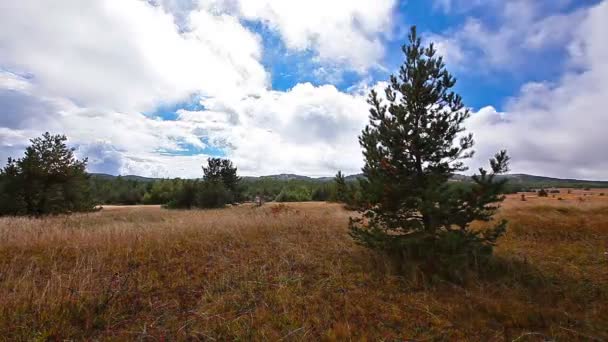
[
  {"xmin": 203, "ymin": 158, "xmax": 242, "ymax": 202},
  {"xmin": 349, "ymin": 27, "xmax": 510, "ymax": 278},
  {"xmin": 334, "ymin": 170, "xmax": 348, "ymax": 203},
  {"xmin": 0, "ymin": 133, "xmax": 94, "ymax": 216}
]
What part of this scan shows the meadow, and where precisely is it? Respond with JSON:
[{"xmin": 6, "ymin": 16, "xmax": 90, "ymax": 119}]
[{"xmin": 0, "ymin": 190, "xmax": 607, "ymax": 341}]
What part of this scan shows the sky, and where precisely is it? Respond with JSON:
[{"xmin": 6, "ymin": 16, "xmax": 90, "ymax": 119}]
[{"xmin": 0, "ymin": 0, "xmax": 607, "ymax": 179}]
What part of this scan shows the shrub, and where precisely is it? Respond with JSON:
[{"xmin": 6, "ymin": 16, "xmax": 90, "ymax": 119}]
[
  {"xmin": 275, "ymin": 186, "xmax": 312, "ymax": 202},
  {"xmin": 165, "ymin": 181, "xmax": 200, "ymax": 209},
  {"xmin": 165, "ymin": 181, "xmax": 232, "ymax": 209},
  {"xmin": 311, "ymin": 185, "xmax": 332, "ymax": 201},
  {"xmin": 197, "ymin": 181, "xmax": 233, "ymax": 208},
  {"xmin": 537, "ymin": 189, "xmax": 549, "ymax": 197}
]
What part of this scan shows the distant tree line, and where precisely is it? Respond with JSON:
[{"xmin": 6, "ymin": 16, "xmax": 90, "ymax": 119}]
[
  {"xmin": 0, "ymin": 133, "xmax": 365, "ymax": 216},
  {"xmin": 88, "ymin": 173, "xmax": 358, "ymax": 206}
]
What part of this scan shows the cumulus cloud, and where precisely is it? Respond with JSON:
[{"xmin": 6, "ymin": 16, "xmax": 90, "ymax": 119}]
[
  {"xmin": 0, "ymin": 0, "xmax": 268, "ymax": 112},
  {"xmin": 200, "ymin": 0, "xmax": 398, "ymax": 72},
  {"xmin": 0, "ymin": 0, "xmax": 397, "ymax": 177},
  {"xmin": 0, "ymin": 62, "xmax": 376, "ymax": 178},
  {"xmin": 179, "ymin": 82, "xmax": 375, "ymax": 176},
  {"xmin": 466, "ymin": 1, "xmax": 608, "ymax": 180}
]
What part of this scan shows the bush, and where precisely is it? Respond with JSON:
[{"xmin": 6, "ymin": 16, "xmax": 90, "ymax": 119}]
[
  {"xmin": 537, "ymin": 189, "xmax": 549, "ymax": 197},
  {"xmin": 311, "ymin": 185, "xmax": 332, "ymax": 201},
  {"xmin": 275, "ymin": 186, "xmax": 312, "ymax": 202},
  {"xmin": 165, "ymin": 181, "xmax": 232, "ymax": 209},
  {"xmin": 197, "ymin": 181, "xmax": 233, "ymax": 208},
  {"xmin": 165, "ymin": 181, "xmax": 199, "ymax": 209}
]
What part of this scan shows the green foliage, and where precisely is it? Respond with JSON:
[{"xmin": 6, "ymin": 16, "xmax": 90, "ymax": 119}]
[
  {"xmin": 311, "ymin": 184, "xmax": 333, "ymax": 201},
  {"xmin": 334, "ymin": 171, "xmax": 348, "ymax": 202},
  {"xmin": 165, "ymin": 180, "xmax": 199, "ymax": 209},
  {"xmin": 241, "ymin": 178, "xmax": 331, "ymax": 203},
  {"xmin": 0, "ymin": 133, "xmax": 94, "ymax": 216},
  {"xmin": 90, "ymin": 177, "xmax": 149, "ymax": 205},
  {"xmin": 166, "ymin": 158, "xmax": 242, "ymax": 209},
  {"xmin": 164, "ymin": 180, "xmax": 232, "ymax": 209},
  {"xmin": 203, "ymin": 158, "xmax": 242, "ymax": 200},
  {"xmin": 142, "ymin": 179, "xmax": 182, "ymax": 205},
  {"xmin": 349, "ymin": 27, "xmax": 510, "ymax": 280},
  {"xmin": 275, "ymin": 186, "xmax": 312, "ymax": 202},
  {"xmin": 197, "ymin": 181, "xmax": 233, "ymax": 208}
]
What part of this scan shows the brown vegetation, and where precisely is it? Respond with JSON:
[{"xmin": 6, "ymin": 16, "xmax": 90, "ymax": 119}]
[{"xmin": 1, "ymin": 192, "xmax": 607, "ymax": 340}]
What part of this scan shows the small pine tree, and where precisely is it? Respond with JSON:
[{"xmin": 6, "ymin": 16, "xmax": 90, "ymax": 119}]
[
  {"xmin": 0, "ymin": 133, "xmax": 94, "ymax": 216},
  {"xmin": 334, "ymin": 170, "xmax": 348, "ymax": 203},
  {"xmin": 202, "ymin": 158, "xmax": 242, "ymax": 203},
  {"xmin": 349, "ymin": 27, "xmax": 510, "ymax": 278}
]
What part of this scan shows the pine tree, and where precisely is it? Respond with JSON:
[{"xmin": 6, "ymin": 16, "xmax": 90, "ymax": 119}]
[
  {"xmin": 202, "ymin": 157, "xmax": 241, "ymax": 203},
  {"xmin": 0, "ymin": 133, "xmax": 94, "ymax": 216},
  {"xmin": 202, "ymin": 158, "xmax": 224, "ymax": 183},
  {"xmin": 349, "ymin": 27, "xmax": 510, "ymax": 277},
  {"xmin": 334, "ymin": 170, "xmax": 348, "ymax": 203}
]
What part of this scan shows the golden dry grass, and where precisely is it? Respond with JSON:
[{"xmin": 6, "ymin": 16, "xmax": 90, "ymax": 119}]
[{"xmin": 0, "ymin": 194, "xmax": 607, "ymax": 341}]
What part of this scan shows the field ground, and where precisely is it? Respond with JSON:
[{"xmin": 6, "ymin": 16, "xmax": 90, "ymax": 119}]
[{"xmin": 1, "ymin": 191, "xmax": 607, "ymax": 340}]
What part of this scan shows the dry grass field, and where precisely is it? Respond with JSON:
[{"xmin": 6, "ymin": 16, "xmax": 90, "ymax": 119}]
[{"xmin": 1, "ymin": 190, "xmax": 607, "ymax": 341}]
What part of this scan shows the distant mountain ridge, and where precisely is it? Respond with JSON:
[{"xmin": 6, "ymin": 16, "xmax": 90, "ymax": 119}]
[
  {"xmin": 90, "ymin": 172, "xmax": 608, "ymax": 188},
  {"xmin": 89, "ymin": 173, "xmax": 158, "ymax": 182}
]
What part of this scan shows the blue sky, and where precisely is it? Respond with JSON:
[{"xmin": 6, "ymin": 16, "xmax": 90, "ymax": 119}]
[
  {"xmin": 254, "ymin": 0, "xmax": 599, "ymax": 110},
  {"xmin": 1, "ymin": 0, "xmax": 607, "ymax": 179}
]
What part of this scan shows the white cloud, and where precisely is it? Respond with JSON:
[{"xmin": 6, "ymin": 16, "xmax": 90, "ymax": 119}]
[
  {"xmin": 180, "ymin": 82, "xmax": 376, "ymax": 176},
  {"xmin": 0, "ymin": 0, "xmax": 268, "ymax": 113},
  {"xmin": 0, "ymin": 61, "xmax": 376, "ymax": 178},
  {"xmin": 466, "ymin": 1, "xmax": 608, "ymax": 180},
  {"xmin": 0, "ymin": 0, "xmax": 397, "ymax": 177},
  {"xmin": 201, "ymin": 0, "xmax": 398, "ymax": 72}
]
